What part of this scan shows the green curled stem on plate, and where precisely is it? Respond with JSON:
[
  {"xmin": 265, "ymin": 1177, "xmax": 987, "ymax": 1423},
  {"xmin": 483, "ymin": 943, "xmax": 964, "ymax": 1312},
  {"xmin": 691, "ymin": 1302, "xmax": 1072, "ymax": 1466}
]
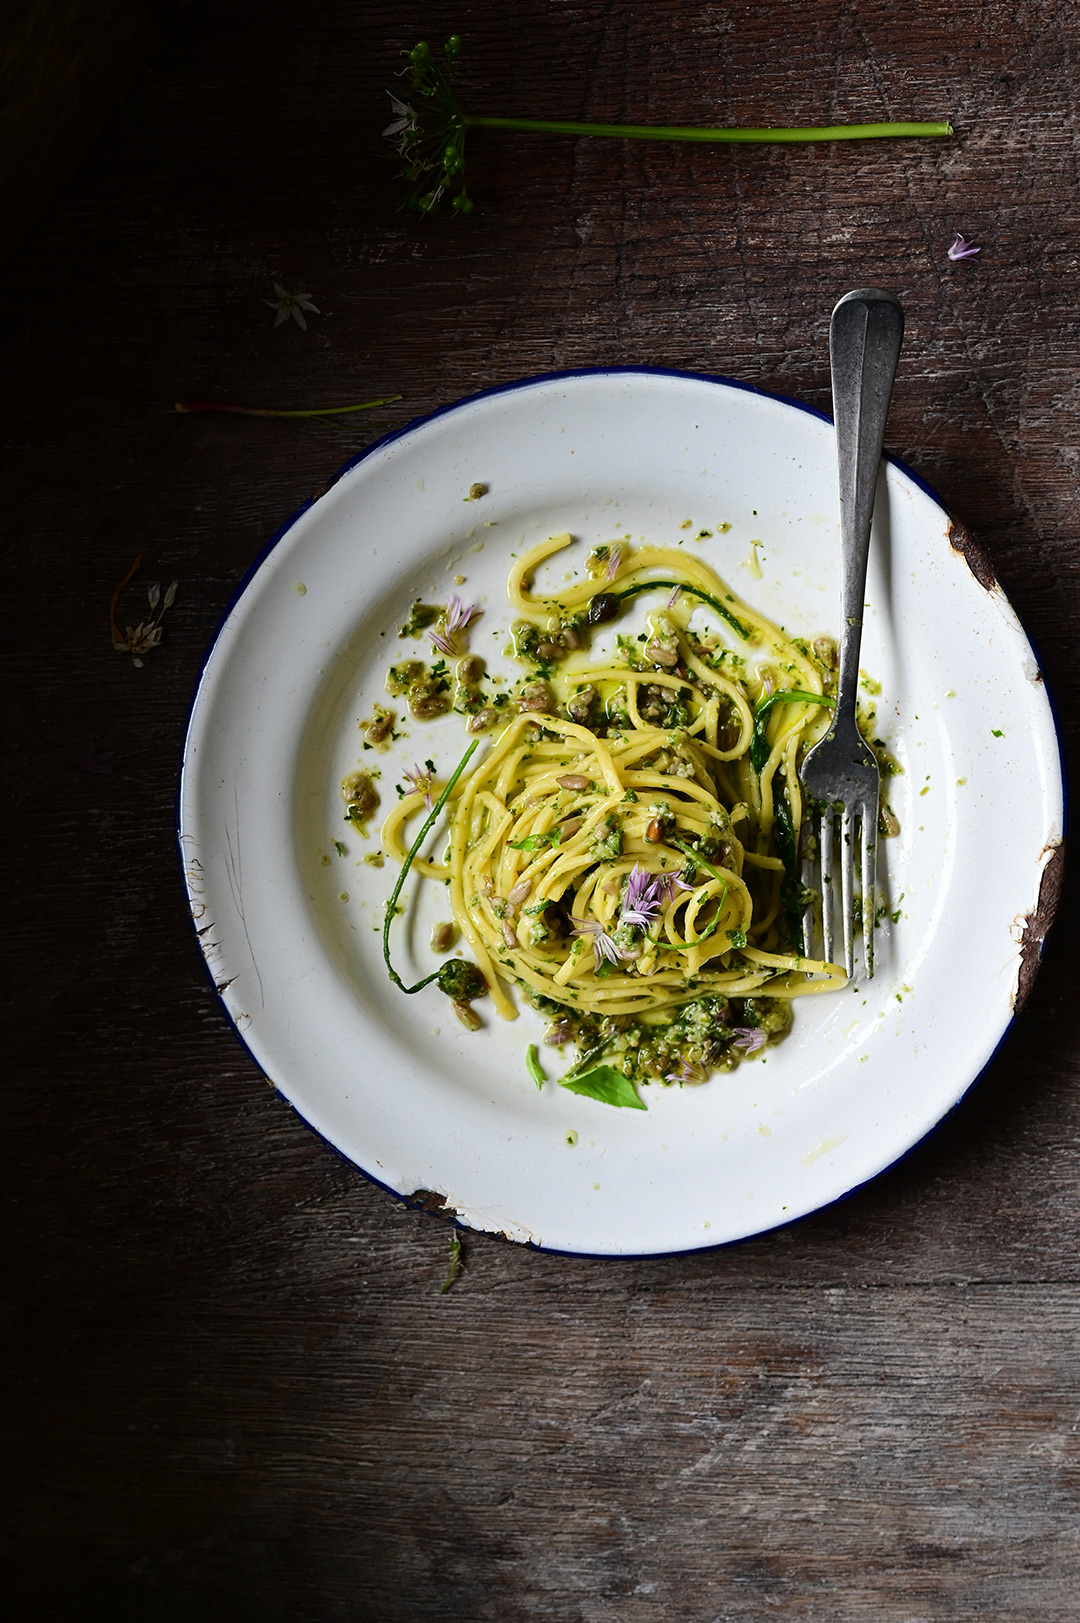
[
  {"xmin": 586, "ymin": 580, "xmax": 750, "ymax": 640},
  {"xmin": 383, "ymin": 738, "xmax": 480, "ymax": 995},
  {"xmin": 749, "ymin": 689, "xmax": 835, "ymax": 773},
  {"xmin": 671, "ymin": 836, "xmax": 729, "ymax": 890}
]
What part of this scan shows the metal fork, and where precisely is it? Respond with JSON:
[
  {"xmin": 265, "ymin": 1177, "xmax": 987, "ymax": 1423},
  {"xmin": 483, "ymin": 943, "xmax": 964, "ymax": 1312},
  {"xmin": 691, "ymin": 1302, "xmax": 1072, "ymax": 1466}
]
[{"xmin": 798, "ymin": 287, "xmax": 904, "ymax": 980}]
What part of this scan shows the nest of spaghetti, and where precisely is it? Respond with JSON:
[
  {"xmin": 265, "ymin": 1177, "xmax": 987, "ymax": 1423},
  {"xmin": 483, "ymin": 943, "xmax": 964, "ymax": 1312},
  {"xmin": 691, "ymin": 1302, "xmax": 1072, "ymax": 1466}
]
[{"xmin": 382, "ymin": 537, "xmax": 847, "ymax": 1086}]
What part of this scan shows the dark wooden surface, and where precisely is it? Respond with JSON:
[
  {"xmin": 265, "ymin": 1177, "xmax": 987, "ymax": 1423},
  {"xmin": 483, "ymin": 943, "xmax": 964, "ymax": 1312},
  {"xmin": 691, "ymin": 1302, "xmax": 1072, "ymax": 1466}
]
[{"xmin": 5, "ymin": 1, "xmax": 1080, "ymax": 1616}]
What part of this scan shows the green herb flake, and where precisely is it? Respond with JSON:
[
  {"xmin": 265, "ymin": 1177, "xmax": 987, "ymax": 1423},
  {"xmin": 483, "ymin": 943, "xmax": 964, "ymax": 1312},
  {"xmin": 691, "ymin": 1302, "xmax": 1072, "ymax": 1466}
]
[
  {"xmin": 509, "ymin": 828, "xmax": 562, "ymax": 852},
  {"xmin": 441, "ymin": 1230, "xmax": 463, "ymax": 1293},
  {"xmin": 526, "ymin": 1044, "xmax": 546, "ymax": 1089}
]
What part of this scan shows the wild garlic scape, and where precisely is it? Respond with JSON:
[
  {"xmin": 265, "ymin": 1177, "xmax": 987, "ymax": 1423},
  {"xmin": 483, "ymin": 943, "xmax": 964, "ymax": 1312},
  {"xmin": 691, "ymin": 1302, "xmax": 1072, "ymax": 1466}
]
[{"xmin": 386, "ymin": 36, "xmax": 953, "ymax": 216}]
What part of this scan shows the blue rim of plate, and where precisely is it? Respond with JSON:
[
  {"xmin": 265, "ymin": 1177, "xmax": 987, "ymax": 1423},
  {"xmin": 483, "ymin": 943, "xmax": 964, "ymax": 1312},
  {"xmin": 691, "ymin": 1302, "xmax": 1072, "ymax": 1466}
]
[{"xmin": 177, "ymin": 365, "xmax": 1066, "ymax": 1259}]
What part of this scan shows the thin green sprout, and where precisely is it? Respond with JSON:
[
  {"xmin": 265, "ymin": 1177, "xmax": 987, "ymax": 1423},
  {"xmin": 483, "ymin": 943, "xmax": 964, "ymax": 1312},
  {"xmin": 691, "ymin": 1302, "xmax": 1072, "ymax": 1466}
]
[
  {"xmin": 750, "ymin": 688, "xmax": 835, "ymax": 772},
  {"xmin": 383, "ymin": 739, "xmax": 479, "ymax": 994},
  {"xmin": 613, "ymin": 578, "xmax": 750, "ymax": 639},
  {"xmin": 175, "ymin": 396, "xmax": 401, "ymax": 418},
  {"xmin": 465, "ymin": 116, "xmax": 953, "ymax": 144}
]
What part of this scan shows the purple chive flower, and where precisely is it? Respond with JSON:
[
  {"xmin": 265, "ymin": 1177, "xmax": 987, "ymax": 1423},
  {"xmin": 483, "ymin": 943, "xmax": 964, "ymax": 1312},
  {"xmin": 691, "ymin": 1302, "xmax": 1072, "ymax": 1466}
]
[
  {"xmin": 606, "ymin": 547, "xmax": 623, "ymax": 583},
  {"xmin": 656, "ymin": 868, "xmax": 695, "ymax": 903},
  {"xmin": 733, "ymin": 1027, "xmax": 767, "ymax": 1054},
  {"xmin": 666, "ymin": 585, "xmax": 683, "ymax": 609},
  {"xmin": 403, "ymin": 762, "xmax": 435, "ymax": 809},
  {"xmin": 77, "ymin": 742, "xmax": 115, "ymax": 775},
  {"xmin": 572, "ymin": 918, "xmax": 623, "ymax": 969},
  {"xmin": 446, "ymin": 595, "xmax": 478, "ymax": 634},
  {"xmin": 666, "ymin": 1058, "xmax": 708, "ymax": 1085},
  {"xmin": 620, "ymin": 863, "xmax": 665, "ymax": 930},
  {"xmin": 429, "ymin": 595, "xmax": 479, "ymax": 657},
  {"xmin": 947, "ymin": 231, "xmax": 981, "ymax": 261}
]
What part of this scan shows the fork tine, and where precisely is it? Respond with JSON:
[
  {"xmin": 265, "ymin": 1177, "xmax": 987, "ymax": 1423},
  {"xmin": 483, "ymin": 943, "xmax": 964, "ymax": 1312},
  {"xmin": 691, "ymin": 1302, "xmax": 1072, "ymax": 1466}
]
[
  {"xmin": 839, "ymin": 804, "xmax": 855, "ymax": 978},
  {"xmin": 860, "ymin": 805, "xmax": 876, "ymax": 980},
  {"xmin": 818, "ymin": 806, "xmax": 834, "ymax": 968},
  {"xmin": 800, "ymin": 819, "xmax": 816, "ymax": 960}
]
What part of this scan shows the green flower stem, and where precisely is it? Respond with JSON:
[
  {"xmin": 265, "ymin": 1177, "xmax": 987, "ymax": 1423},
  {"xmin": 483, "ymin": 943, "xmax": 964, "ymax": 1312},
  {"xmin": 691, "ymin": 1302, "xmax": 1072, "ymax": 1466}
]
[
  {"xmin": 613, "ymin": 579, "xmax": 750, "ymax": 640},
  {"xmin": 671, "ymin": 839, "xmax": 731, "ymax": 948},
  {"xmin": 750, "ymin": 688, "xmax": 835, "ymax": 773},
  {"xmin": 175, "ymin": 396, "xmax": 401, "ymax": 417},
  {"xmin": 464, "ymin": 115, "xmax": 953, "ymax": 144},
  {"xmin": 672, "ymin": 837, "xmax": 730, "ymax": 891},
  {"xmin": 383, "ymin": 739, "xmax": 480, "ymax": 995}
]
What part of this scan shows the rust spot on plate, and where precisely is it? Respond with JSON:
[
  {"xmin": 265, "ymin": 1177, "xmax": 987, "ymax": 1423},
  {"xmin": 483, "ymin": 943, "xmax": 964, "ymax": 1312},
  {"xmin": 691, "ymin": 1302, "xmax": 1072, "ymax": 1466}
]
[
  {"xmin": 1015, "ymin": 842, "xmax": 1065, "ymax": 1011},
  {"xmin": 405, "ymin": 1187, "xmax": 450, "ymax": 1214},
  {"xmin": 948, "ymin": 517, "xmax": 999, "ymax": 593}
]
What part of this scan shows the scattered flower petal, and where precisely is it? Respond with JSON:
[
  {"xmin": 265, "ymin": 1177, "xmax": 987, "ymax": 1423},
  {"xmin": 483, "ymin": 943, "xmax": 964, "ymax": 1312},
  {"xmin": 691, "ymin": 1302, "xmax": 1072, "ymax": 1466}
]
[
  {"xmin": 606, "ymin": 547, "xmax": 623, "ymax": 583},
  {"xmin": 445, "ymin": 595, "xmax": 479, "ymax": 635},
  {"xmin": 403, "ymin": 762, "xmax": 435, "ymax": 809},
  {"xmin": 264, "ymin": 283, "xmax": 321, "ymax": 330},
  {"xmin": 572, "ymin": 918, "xmax": 623, "ymax": 969},
  {"xmin": 429, "ymin": 626, "xmax": 456, "ymax": 657},
  {"xmin": 429, "ymin": 596, "xmax": 479, "ymax": 657},
  {"xmin": 656, "ymin": 868, "xmax": 695, "ymax": 902},
  {"xmin": 109, "ymin": 557, "xmax": 178, "ymax": 667},
  {"xmin": 666, "ymin": 585, "xmax": 683, "ymax": 609},
  {"xmin": 733, "ymin": 1026, "xmax": 768, "ymax": 1053},
  {"xmin": 382, "ymin": 93, "xmax": 417, "ymax": 138},
  {"xmin": 666, "ymin": 1059, "xmax": 708, "ymax": 1084},
  {"xmin": 947, "ymin": 231, "xmax": 981, "ymax": 261},
  {"xmin": 77, "ymin": 743, "xmax": 114, "ymax": 775}
]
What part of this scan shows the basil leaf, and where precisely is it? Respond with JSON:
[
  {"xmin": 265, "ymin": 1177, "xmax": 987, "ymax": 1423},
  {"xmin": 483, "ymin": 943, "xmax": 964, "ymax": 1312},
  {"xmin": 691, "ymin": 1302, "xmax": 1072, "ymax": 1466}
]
[
  {"xmin": 560, "ymin": 1064, "xmax": 647, "ymax": 1110},
  {"xmin": 509, "ymin": 828, "xmax": 562, "ymax": 852},
  {"xmin": 525, "ymin": 1044, "xmax": 546, "ymax": 1089}
]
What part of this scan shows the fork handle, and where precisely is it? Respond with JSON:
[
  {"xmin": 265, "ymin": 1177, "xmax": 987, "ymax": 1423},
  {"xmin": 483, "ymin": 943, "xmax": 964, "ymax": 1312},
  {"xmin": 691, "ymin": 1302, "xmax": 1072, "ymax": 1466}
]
[{"xmin": 830, "ymin": 288, "xmax": 904, "ymax": 727}]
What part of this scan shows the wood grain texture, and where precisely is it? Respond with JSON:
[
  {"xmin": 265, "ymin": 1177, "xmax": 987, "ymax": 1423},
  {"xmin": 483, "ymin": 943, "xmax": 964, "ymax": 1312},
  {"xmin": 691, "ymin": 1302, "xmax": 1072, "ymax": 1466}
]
[
  {"xmin": 0, "ymin": 1, "xmax": 190, "ymax": 269},
  {"xmin": 3, "ymin": 0, "xmax": 1079, "ymax": 1616}
]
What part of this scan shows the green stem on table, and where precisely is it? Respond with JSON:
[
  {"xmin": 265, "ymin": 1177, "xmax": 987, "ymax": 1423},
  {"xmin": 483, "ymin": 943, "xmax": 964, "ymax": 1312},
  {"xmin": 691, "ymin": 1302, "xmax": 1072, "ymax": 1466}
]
[
  {"xmin": 382, "ymin": 739, "xmax": 479, "ymax": 995},
  {"xmin": 394, "ymin": 38, "xmax": 953, "ymax": 214},
  {"xmin": 175, "ymin": 396, "xmax": 401, "ymax": 417},
  {"xmin": 464, "ymin": 115, "xmax": 953, "ymax": 144}
]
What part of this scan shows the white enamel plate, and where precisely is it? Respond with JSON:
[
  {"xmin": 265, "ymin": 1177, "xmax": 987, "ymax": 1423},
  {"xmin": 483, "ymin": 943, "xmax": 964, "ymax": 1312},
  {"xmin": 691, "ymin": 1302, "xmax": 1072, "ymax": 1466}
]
[{"xmin": 179, "ymin": 370, "xmax": 1063, "ymax": 1255}]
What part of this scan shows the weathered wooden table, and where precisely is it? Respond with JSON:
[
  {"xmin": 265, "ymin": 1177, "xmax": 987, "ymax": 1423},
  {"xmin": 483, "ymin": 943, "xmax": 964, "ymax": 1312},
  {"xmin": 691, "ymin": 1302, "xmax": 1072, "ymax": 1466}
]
[{"xmin": 6, "ymin": 2, "xmax": 1079, "ymax": 1616}]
